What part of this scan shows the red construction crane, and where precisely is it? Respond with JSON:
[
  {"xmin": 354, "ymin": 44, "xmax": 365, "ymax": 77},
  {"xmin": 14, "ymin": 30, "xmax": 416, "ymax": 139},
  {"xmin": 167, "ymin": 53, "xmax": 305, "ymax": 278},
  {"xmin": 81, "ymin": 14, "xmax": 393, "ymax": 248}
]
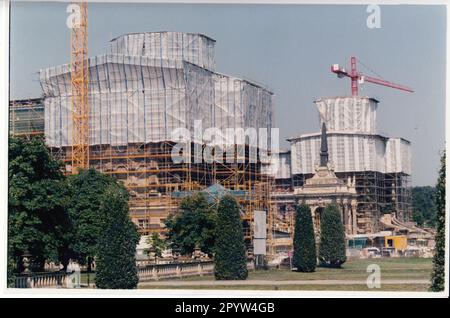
[{"xmin": 331, "ymin": 56, "xmax": 413, "ymax": 96}]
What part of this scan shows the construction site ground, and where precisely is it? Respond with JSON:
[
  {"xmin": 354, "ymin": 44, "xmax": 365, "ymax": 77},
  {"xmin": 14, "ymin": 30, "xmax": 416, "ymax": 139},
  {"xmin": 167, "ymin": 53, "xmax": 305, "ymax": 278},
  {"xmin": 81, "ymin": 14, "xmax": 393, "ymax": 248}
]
[{"xmin": 138, "ymin": 257, "xmax": 432, "ymax": 292}]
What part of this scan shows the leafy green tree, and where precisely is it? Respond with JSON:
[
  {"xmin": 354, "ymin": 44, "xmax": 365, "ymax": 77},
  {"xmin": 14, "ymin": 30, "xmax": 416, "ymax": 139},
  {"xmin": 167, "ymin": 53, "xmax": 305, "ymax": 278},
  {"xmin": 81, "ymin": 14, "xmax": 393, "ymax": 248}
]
[
  {"xmin": 214, "ymin": 195, "xmax": 247, "ymax": 280},
  {"xmin": 430, "ymin": 151, "xmax": 445, "ymax": 292},
  {"xmin": 8, "ymin": 137, "xmax": 141, "ymax": 288},
  {"xmin": 8, "ymin": 136, "xmax": 73, "ymax": 272},
  {"xmin": 412, "ymin": 186, "xmax": 437, "ymax": 227},
  {"xmin": 164, "ymin": 193, "xmax": 217, "ymax": 256},
  {"xmin": 318, "ymin": 204, "xmax": 346, "ymax": 268},
  {"xmin": 7, "ymin": 246, "xmax": 16, "ymax": 287},
  {"xmin": 146, "ymin": 233, "xmax": 167, "ymax": 261},
  {"xmin": 94, "ymin": 184, "xmax": 139, "ymax": 289},
  {"xmin": 293, "ymin": 204, "xmax": 316, "ymax": 272},
  {"xmin": 67, "ymin": 169, "xmax": 118, "ymax": 269}
]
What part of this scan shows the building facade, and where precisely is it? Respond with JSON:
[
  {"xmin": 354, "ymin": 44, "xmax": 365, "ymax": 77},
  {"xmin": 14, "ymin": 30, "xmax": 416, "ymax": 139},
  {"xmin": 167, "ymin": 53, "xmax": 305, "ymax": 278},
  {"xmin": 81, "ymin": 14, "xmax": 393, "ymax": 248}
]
[
  {"xmin": 38, "ymin": 32, "xmax": 275, "ymax": 239},
  {"xmin": 271, "ymin": 96, "xmax": 412, "ymax": 235}
]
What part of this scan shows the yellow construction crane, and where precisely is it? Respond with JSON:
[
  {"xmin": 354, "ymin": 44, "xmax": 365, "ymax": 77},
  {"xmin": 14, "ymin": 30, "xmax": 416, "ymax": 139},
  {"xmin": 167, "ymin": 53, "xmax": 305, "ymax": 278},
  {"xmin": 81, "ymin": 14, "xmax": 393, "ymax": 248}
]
[{"xmin": 70, "ymin": 1, "xmax": 89, "ymax": 173}]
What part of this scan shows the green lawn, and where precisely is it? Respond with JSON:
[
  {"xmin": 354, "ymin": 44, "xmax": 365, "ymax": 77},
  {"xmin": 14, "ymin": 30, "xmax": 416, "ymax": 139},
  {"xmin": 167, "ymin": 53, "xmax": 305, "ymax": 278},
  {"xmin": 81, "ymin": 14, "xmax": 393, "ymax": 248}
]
[
  {"xmin": 139, "ymin": 257, "xmax": 433, "ymax": 292},
  {"xmin": 178, "ymin": 257, "xmax": 432, "ymax": 281}
]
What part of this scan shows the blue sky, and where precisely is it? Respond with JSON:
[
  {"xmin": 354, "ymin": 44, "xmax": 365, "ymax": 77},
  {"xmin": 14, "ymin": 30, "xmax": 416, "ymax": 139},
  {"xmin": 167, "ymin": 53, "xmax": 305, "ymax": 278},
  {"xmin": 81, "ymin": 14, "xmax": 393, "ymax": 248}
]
[{"xmin": 9, "ymin": 2, "xmax": 446, "ymax": 186}]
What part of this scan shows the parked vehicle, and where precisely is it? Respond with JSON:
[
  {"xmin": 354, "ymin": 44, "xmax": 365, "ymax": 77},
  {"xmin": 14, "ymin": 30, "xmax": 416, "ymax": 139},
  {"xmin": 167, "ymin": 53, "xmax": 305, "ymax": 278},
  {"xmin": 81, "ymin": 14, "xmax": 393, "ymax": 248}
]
[
  {"xmin": 381, "ymin": 247, "xmax": 395, "ymax": 257},
  {"xmin": 363, "ymin": 247, "xmax": 381, "ymax": 258},
  {"xmin": 404, "ymin": 246, "xmax": 421, "ymax": 257}
]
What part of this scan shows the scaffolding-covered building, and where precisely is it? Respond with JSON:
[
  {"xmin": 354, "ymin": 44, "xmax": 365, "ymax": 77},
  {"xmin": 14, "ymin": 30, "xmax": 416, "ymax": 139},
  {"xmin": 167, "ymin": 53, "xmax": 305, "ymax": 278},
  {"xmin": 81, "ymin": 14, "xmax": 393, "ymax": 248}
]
[
  {"xmin": 271, "ymin": 96, "xmax": 412, "ymax": 234},
  {"xmin": 9, "ymin": 98, "xmax": 45, "ymax": 137},
  {"xmin": 38, "ymin": 32, "xmax": 275, "ymax": 243}
]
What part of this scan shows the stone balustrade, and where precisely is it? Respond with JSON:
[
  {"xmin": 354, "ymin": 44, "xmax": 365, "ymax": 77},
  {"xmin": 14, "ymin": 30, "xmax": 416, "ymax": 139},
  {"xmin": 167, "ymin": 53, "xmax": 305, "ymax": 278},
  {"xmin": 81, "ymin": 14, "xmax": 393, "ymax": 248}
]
[
  {"xmin": 14, "ymin": 271, "xmax": 67, "ymax": 288},
  {"xmin": 138, "ymin": 260, "xmax": 215, "ymax": 282},
  {"xmin": 13, "ymin": 260, "xmax": 255, "ymax": 287}
]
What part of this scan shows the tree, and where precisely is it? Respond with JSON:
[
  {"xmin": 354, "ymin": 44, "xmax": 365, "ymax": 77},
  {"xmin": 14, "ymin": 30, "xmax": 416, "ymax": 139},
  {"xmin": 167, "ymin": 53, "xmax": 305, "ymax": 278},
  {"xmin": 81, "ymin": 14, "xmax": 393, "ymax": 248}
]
[
  {"xmin": 7, "ymin": 246, "xmax": 16, "ymax": 287},
  {"xmin": 318, "ymin": 204, "xmax": 347, "ymax": 268},
  {"xmin": 66, "ymin": 169, "xmax": 118, "ymax": 269},
  {"xmin": 146, "ymin": 233, "xmax": 166, "ymax": 261},
  {"xmin": 95, "ymin": 184, "xmax": 140, "ymax": 289},
  {"xmin": 8, "ymin": 136, "xmax": 73, "ymax": 273},
  {"xmin": 8, "ymin": 137, "xmax": 141, "ymax": 288},
  {"xmin": 164, "ymin": 193, "xmax": 217, "ymax": 256},
  {"xmin": 293, "ymin": 204, "xmax": 316, "ymax": 272},
  {"xmin": 412, "ymin": 186, "xmax": 437, "ymax": 227},
  {"xmin": 214, "ymin": 195, "xmax": 248, "ymax": 280},
  {"xmin": 430, "ymin": 151, "xmax": 445, "ymax": 292}
]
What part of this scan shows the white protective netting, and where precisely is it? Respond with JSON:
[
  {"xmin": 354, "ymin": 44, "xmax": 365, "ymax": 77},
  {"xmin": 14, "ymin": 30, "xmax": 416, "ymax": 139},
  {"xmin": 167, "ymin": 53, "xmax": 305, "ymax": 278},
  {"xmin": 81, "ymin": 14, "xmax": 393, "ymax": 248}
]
[
  {"xmin": 40, "ymin": 33, "xmax": 273, "ymax": 149},
  {"xmin": 315, "ymin": 96, "xmax": 378, "ymax": 134},
  {"xmin": 213, "ymin": 73, "xmax": 273, "ymax": 148},
  {"xmin": 290, "ymin": 133, "xmax": 411, "ymax": 175},
  {"xmin": 109, "ymin": 32, "xmax": 216, "ymax": 71},
  {"xmin": 262, "ymin": 151, "xmax": 291, "ymax": 179},
  {"xmin": 41, "ymin": 55, "xmax": 214, "ymax": 147},
  {"xmin": 385, "ymin": 138, "xmax": 412, "ymax": 175}
]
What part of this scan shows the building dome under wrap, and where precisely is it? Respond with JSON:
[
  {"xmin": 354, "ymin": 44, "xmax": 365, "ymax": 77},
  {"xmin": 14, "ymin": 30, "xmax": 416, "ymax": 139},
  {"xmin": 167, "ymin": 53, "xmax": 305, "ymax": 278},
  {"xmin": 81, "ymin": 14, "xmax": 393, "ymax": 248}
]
[{"xmin": 109, "ymin": 32, "xmax": 216, "ymax": 71}]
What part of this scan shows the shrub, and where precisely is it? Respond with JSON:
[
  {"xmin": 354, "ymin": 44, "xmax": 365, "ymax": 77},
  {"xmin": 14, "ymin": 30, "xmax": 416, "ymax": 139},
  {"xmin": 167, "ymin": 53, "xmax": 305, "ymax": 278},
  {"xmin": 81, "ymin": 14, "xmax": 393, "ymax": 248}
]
[
  {"xmin": 318, "ymin": 204, "xmax": 346, "ymax": 268},
  {"xmin": 293, "ymin": 204, "xmax": 316, "ymax": 272},
  {"xmin": 214, "ymin": 195, "xmax": 248, "ymax": 280}
]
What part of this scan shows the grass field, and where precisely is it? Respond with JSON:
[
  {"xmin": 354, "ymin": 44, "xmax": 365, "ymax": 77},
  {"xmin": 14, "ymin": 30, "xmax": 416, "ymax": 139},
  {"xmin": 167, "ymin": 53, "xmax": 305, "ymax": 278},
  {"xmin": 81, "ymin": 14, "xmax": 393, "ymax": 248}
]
[{"xmin": 139, "ymin": 257, "xmax": 433, "ymax": 292}]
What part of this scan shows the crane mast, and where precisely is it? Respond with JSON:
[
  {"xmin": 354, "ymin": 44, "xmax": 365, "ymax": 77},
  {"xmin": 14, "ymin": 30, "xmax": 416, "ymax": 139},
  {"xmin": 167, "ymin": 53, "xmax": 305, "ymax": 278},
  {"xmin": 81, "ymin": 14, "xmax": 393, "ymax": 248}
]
[{"xmin": 70, "ymin": 1, "xmax": 89, "ymax": 173}]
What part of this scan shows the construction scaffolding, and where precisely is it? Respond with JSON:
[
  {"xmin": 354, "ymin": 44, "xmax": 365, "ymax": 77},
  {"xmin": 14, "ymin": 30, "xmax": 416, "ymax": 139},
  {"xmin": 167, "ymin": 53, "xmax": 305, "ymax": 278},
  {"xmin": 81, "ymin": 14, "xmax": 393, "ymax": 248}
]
[
  {"xmin": 9, "ymin": 98, "xmax": 45, "ymax": 137},
  {"xmin": 213, "ymin": 145, "xmax": 275, "ymax": 248},
  {"xmin": 289, "ymin": 171, "xmax": 411, "ymax": 234},
  {"xmin": 39, "ymin": 32, "xmax": 277, "ymax": 254},
  {"xmin": 271, "ymin": 95, "xmax": 413, "ymax": 235},
  {"xmin": 263, "ymin": 150, "xmax": 292, "ymax": 192}
]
